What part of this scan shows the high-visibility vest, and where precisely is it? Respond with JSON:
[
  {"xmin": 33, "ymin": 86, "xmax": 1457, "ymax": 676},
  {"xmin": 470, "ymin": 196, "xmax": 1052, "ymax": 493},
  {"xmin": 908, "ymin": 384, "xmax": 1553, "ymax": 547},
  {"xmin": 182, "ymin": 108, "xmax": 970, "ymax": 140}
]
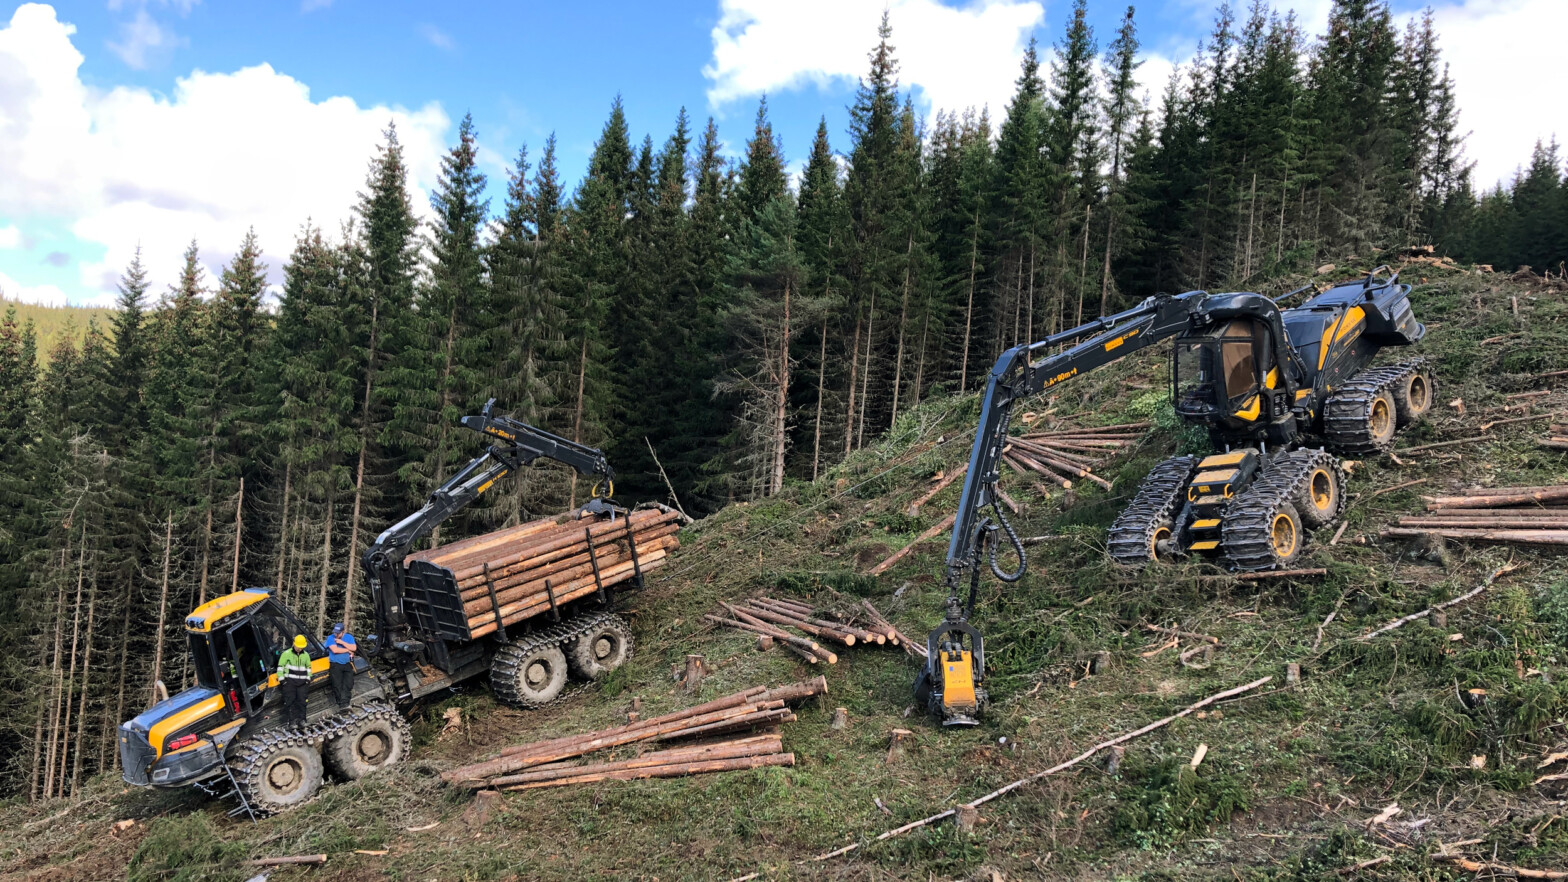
[{"xmin": 278, "ymin": 649, "xmax": 312, "ymax": 682}]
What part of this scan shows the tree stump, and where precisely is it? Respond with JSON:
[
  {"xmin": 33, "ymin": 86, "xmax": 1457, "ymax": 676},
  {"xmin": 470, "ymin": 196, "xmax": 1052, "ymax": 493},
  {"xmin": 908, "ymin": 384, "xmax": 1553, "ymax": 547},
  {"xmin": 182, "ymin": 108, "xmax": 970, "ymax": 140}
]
[
  {"xmin": 1285, "ymin": 663, "xmax": 1301, "ymax": 686},
  {"xmin": 756, "ymin": 634, "xmax": 774, "ymax": 652},
  {"xmin": 955, "ymin": 804, "xmax": 980, "ymax": 833},
  {"xmin": 886, "ymin": 728, "xmax": 912, "ymax": 765},
  {"xmin": 682, "ymin": 655, "xmax": 706, "ymax": 693},
  {"xmin": 1429, "ymin": 609, "xmax": 1447, "ymax": 629},
  {"xmin": 1106, "ymin": 745, "xmax": 1125, "ymax": 775},
  {"xmin": 1463, "ymin": 688, "xmax": 1487, "ymax": 708},
  {"xmin": 831, "ymin": 707, "xmax": 849, "ymax": 731},
  {"xmin": 1090, "ymin": 651, "xmax": 1112, "ymax": 675},
  {"xmin": 462, "ymin": 790, "xmax": 500, "ymax": 830}
]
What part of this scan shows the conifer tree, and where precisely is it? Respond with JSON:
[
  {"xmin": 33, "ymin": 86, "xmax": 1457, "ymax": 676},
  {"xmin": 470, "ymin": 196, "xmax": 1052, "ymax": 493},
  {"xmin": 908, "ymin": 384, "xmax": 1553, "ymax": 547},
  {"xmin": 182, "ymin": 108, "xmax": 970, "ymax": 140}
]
[{"xmin": 794, "ymin": 117, "xmax": 850, "ymax": 477}]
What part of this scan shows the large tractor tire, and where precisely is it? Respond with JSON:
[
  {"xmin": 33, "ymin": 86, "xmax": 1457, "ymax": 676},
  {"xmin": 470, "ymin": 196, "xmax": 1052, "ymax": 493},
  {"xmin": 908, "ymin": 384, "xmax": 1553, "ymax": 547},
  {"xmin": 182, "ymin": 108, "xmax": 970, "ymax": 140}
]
[
  {"xmin": 231, "ymin": 731, "xmax": 325, "ymax": 815},
  {"xmin": 567, "ymin": 613, "xmax": 634, "ymax": 680},
  {"xmin": 1393, "ymin": 364, "xmax": 1435, "ymax": 427},
  {"xmin": 325, "ymin": 703, "xmax": 411, "ymax": 781},
  {"xmin": 490, "ymin": 638, "xmax": 570, "ymax": 708},
  {"xmin": 1287, "ymin": 449, "xmax": 1347, "ymax": 529}
]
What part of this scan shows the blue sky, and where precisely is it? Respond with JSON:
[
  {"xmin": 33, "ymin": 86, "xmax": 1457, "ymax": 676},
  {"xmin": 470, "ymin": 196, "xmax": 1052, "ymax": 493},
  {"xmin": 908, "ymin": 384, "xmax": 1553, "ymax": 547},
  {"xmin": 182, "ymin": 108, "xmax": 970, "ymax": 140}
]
[{"xmin": 1, "ymin": 0, "xmax": 1558, "ymax": 306}]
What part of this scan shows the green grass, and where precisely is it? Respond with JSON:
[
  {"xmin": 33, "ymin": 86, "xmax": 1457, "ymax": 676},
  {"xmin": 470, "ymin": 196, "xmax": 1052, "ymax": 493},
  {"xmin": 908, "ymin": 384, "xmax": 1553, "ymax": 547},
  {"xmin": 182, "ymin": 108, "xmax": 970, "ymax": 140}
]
[{"xmin": 4, "ymin": 255, "xmax": 1567, "ymax": 881}]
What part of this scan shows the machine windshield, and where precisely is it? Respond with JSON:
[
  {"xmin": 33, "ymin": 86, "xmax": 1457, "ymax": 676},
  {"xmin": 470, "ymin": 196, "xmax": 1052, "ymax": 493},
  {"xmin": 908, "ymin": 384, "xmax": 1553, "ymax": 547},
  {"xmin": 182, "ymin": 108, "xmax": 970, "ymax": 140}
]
[
  {"xmin": 187, "ymin": 632, "xmax": 221, "ymax": 690},
  {"xmin": 1174, "ymin": 321, "xmax": 1260, "ymax": 414}
]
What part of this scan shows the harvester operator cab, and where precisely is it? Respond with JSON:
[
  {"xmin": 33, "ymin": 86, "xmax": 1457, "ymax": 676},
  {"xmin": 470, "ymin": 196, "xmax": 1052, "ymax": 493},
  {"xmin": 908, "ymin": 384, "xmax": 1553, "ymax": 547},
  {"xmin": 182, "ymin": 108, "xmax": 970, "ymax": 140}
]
[{"xmin": 1173, "ymin": 318, "xmax": 1275, "ymax": 429}]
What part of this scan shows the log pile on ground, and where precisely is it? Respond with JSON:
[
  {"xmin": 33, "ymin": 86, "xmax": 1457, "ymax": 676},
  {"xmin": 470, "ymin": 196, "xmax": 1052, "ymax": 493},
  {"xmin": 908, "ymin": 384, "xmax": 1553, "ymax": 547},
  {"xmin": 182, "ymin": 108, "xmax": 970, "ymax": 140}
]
[
  {"xmin": 441, "ymin": 677, "xmax": 826, "ymax": 790},
  {"xmin": 407, "ymin": 506, "xmax": 682, "ymax": 639},
  {"xmin": 1542, "ymin": 421, "xmax": 1568, "ymax": 451},
  {"xmin": 708, "ymin": 597, "xmax": 927, "ymax": 661},
  {"xmin": 1380, "ymin": 484, "xmax": 1568, "ymax": 547},
  {"xmin": 1001, "ymin": 421, "xmax": 1150, "ymax": 493}
]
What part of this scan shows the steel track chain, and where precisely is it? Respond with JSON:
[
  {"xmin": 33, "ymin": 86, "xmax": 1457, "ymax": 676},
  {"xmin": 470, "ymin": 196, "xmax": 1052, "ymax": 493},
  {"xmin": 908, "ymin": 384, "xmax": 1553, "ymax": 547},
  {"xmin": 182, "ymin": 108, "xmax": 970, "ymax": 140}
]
[
  {"xmin": 1108, "ymin": 455, "xmax": 1199, "ymax": 565},
  {"xmin": 1220, "ymin": 448, "xmax": 1339, "ymax": 570},
  {"xmin": 489, "ymin": 611, "xmax": 632, "ymax": 709},
  {"xmin": 227, "ymin": 700, "xmax": 397, "ymax": 816},
  {"xmin": 1321, "ymin": 360, "xmax": 1426, "ymax": 455}
]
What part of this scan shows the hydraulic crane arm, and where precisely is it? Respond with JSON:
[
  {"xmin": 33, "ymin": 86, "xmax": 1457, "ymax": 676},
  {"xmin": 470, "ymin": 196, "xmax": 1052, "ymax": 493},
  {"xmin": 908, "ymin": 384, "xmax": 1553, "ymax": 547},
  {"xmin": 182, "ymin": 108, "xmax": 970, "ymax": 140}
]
[
  {"xmin": 365, "ymin": 400, "xmax": 615, "ymax": 650},
  {"xmin": 943, "ymin": 291, "xmax": 1214, "ymax": 590}
]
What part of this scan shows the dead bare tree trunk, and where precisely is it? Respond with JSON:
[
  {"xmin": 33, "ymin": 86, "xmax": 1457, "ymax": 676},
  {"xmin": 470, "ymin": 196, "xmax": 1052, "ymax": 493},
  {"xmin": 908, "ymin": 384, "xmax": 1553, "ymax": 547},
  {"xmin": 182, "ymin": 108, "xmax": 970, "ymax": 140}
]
[
  {"xmin": 273, "ymin": 464, "xmax": 291, "ymax": 591},
  {"xmin": 316, "ymin": 496, "xmax": 335, "ymax": 635},
  {"xmin": 960, "ymin": 212, "xmax": 980, "ymax": 391},
  {"xmin": 229, "ymin": 476, "xmax": 244, "ymax": 594},
  {"xmin": 570, "ymin": 332, "xmax": 589, "ymax": 507},
  {"xmin": 55, "ymin": 544, "xmax": 87, "ymax": 798},
  {"xmin": 843, "ymin": 313, "xmax": 862, "ymax": 454},
  {"xmin": 811, "ymin": 312, "xmax": 828, "ymax": 481},
  {"xmin": 343, "ymin": 292, "xmax": 380, "ymax": 629},
  {"xmin": 1075, "ymin": 204, "xmax": 1091, "ymax": 327},
  {"xmin": 150, "ymin": 514, "xmax": 171, "ymax": 704},
  {"xmin": 42, "ymin": 542, "xmax": 69, "ymax": 799},
  {"xmin": 110, "ymin": 576, "xmax": 132, "ymax": 771},
  {"xmin": 771, "ymin": 278, "xmax": 792, "ymax": 496},
  {"xmin": 890, "ymin": 234, "xmax": 914, "ymax": 427},
  {"xmin": 856, "ymin": 285, "xmax": 877, "ymax": 450},
  {"xmin": 70, "ymin": 572, "xmax": 99, "ymax": 795}
]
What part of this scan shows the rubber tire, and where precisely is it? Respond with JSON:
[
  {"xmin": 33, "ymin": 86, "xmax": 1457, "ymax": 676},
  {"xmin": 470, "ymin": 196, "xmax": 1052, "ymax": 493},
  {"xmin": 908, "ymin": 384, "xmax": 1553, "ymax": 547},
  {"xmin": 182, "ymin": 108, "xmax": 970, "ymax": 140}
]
[
  {"xmin": 567, "ymin": 615, "xmax": 633, "ymax": 680},
  {"xmin": 1366, "ymin": 389, "xmax": 1398, "ymax": 448},
  {"xmin": 1263, "ymin": 501, "xmax": 1306, "ymax": 568},
  {"xmin": 325, "ymin": 707, "xmax": 411, "ymax": 781},
  {"xmin": 241, "ymin": 741, "xmax": 324, "ymax": 813},
  {"xmin": 491, "ymin": 643, "xmax": 569, "ymax": 708},
  {"xmin": 1393, "ymin": 367, "xmax": 1435, "ymax": 427},
  {"xmin": 1292, "ymin": 462, "xmax": 1343, "ymax": 529}
]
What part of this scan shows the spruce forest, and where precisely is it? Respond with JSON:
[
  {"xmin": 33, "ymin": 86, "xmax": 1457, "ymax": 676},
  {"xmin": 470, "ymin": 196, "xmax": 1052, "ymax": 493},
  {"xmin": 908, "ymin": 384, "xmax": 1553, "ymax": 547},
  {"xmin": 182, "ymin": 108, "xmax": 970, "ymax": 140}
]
[{"xmin": 2, "ymin": 0, "xmax": 1566, "ymax": 804}]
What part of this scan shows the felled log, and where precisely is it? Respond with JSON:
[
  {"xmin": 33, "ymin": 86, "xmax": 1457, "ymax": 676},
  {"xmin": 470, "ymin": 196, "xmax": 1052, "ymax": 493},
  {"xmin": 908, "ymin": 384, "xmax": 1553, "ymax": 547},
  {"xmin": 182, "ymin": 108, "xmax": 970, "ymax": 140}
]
[
  {"xmin": 726, "ymin": 601, "xmax": 856, "ymax": 648},
  {"xmin": 499, "ymin": 752, "xmax": 795, "ymax": 791},
  {"xmin": 705, "ymin": 612, "xmax": 831, "ymax": 664},
  {"xmin": 869, "ymin": 514, "xmax": 956, "ymax": 576},
  {"xmin": 748, "ymin": 598, "xmax": 880, "ymax": 644},
  {"xmin": 907, "ymin": 464, "xmax": 968, "ymax": 516},
  {"xmin": 487, "ymin": 735, "xmax": 782, "ymax": 788},
  {"xmin": 468, "ymin": 553, "xmax": 672, "ymax": 639},
  {"xmin": 1423, "ymin": 486, "xmax": 1568, "ymax": 509},
  {"xmin": 1399, "ymin": 516, "xmax": 1568, "ymax": 529},
  {"xmin": 1380, "ymin": 527, "xmax": 1568, "ymax": 546},
  {"xmin": 246, "ymin": 855, "xmax": 328, "ymax": 867}
]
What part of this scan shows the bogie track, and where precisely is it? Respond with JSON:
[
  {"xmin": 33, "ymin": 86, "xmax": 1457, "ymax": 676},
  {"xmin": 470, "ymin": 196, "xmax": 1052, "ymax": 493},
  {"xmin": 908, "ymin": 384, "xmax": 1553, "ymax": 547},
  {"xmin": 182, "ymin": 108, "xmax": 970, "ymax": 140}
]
[
  {"xmin": 490, "ymin": 611, "xmax": 633, "ymax": 709},
  {"xmin": 1322, "ymin": 361, "xmax": 1430, "ymax": 455},
  {"xmin": 229, "ymin": 701, "xmax": 402, "ymax": 815},
  {"xmin": 1109, "ymin": 455, "xmax": 1198, "ymax": 565}
]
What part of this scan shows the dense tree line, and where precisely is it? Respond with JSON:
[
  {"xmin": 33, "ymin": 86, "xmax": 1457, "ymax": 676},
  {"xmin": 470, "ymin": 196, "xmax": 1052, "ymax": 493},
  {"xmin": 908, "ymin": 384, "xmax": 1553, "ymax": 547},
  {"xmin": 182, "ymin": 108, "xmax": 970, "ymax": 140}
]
[{"xmin": 0, "ymin": 0, "xmax": 1548, "ymax": 798}]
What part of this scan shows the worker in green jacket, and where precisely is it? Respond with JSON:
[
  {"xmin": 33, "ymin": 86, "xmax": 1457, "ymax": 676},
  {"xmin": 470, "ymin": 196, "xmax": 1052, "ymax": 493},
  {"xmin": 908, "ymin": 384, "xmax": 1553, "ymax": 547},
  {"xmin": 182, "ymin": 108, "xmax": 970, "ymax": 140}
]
[{"xmin": 277, "ymin": 636, "xmax": 312, "ymax": 727}]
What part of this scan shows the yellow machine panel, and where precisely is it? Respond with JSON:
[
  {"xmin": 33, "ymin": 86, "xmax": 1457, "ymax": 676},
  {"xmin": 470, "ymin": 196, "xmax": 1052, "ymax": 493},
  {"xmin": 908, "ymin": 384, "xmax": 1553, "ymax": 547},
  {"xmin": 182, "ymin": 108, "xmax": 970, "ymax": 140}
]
[
  {"xmin": 184, "ymin": 591, "xmax": 268, "ymax": 632},
  {"xmin": 940, "ymin": 650, "xmax": 978, "ymax": 711}
]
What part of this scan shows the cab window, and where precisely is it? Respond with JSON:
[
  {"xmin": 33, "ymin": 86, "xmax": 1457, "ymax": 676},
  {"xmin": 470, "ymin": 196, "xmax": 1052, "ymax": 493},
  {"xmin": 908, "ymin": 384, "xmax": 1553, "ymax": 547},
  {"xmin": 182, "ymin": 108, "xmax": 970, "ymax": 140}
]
[
  {"xmin": 1219, "ymin": 321, "xmax": 1258, "ymax": 402},
  {"xmin": 187, "ymin": 632, "xmax": 221, "ymax": 690}
]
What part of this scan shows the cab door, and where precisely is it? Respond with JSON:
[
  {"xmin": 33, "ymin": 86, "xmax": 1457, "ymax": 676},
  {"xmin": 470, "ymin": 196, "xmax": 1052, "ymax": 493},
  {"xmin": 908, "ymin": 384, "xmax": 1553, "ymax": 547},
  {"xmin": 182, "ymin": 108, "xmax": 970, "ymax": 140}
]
[
  {"xmin": 1219, "ymin": 320, "xmax": 1265, "ymax": 421},
  {"xmin": 223, "ymin": 620, "xmax": 273, "ymax": 715}
]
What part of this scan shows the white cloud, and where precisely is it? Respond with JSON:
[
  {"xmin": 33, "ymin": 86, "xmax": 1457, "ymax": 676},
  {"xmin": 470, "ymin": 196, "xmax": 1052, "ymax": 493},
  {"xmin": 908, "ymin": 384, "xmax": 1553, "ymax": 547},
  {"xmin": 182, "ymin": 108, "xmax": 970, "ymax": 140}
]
[
  {"xmin": 107, "ymin": 7, "xmax": 185, "ymax": 69},
  {"xmin": 0, "ymin": 225, "xmax": 19, "ymax": 249},
  {"xmin": 0, "ymin": 270, "xmax": 73, "ymax": 307},
  {"xmin": 0, "ymin": 4, "xmax": 452, "ymax": 303},
  {"xmin": 706, "ymin": 0, "xmax": 1045, "ymax": 118},
  {"xmin": 419, "ymin": 23, "xmax": 454, "ymax": 51},
  {"xmin": 1425, "ymin": 0, "xmax": 1565, "ymax": 189}
]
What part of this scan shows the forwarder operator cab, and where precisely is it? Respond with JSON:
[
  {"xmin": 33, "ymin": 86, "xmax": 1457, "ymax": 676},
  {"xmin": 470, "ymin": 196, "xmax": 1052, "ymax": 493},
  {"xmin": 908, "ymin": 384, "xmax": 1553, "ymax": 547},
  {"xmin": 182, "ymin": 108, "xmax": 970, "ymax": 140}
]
[{"xmin": 1173, "ymin": 318, "xmax": 1278, "ymax": 430}]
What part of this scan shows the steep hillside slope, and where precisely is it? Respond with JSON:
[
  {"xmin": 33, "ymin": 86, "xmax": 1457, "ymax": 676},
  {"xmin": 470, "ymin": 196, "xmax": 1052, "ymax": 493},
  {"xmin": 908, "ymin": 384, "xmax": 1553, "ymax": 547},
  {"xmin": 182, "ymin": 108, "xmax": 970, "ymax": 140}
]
[{"xmin": 4, "ymin": 259, "xmax": 1566, "ymax": 882}]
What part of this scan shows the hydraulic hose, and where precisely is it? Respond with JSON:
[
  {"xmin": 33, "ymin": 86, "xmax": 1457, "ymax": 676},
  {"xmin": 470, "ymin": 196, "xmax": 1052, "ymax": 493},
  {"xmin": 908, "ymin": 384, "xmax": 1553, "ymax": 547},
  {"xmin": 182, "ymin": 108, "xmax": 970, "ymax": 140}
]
[{"xmin": 986, "ymin": 496, "xmax": 1027, "ymax": 583}]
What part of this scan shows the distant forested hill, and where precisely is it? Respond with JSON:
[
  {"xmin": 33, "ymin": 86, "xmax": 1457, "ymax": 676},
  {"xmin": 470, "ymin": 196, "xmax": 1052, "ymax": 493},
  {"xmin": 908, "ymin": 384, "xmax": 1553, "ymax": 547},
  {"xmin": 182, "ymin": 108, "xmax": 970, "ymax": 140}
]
[{"xmin": 0, "ymin": 298, "xmax": 113, "ymax": 364}]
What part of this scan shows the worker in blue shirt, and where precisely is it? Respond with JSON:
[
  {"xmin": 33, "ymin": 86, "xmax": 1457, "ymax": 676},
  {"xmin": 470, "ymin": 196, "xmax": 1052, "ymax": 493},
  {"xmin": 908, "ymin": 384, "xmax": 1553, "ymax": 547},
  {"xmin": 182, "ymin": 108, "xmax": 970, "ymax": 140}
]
[{"xmin": 325, "ymin": 622, "xmax": 358, "ymax": 709}]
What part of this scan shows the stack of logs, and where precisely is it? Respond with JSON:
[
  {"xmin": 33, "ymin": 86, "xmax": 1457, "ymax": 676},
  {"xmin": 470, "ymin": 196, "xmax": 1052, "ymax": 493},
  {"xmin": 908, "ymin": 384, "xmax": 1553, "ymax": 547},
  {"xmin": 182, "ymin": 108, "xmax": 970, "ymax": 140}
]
[
  {"xmin": 1380, "ymin": 485, "xmax": 1568, "ymax": 547},
  {"xmin": 441, "ymin": 678, "xmax": 825, "ymax": 791},
  {"xmin": 407, "ymin": 507, "xmax": 683, "ymax": 639},
  {"xmin": 1001, "ymin": 421, "xmax": 1149, "ymax": 495},
  {"xmin": 706, "ymin": 597, "xmax": 927, "ymax": 662},
  {"xmin": 1543, "ymin": 421, "xmax": 1568, "ymax": 452}
]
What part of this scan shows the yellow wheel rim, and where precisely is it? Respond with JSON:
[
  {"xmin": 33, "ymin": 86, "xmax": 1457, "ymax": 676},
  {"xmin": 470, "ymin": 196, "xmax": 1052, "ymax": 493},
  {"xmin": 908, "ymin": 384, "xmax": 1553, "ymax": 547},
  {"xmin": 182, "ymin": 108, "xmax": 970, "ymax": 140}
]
[
  {"xmin": 1309, "ymin": 469, "xmax": 1335, "ymax": 513},
  {"xmin": 1408, "ymin": 375, "xmax": 1429, "ymax": 411},
  {"xmin": 1150, "ymin": 526, "xmax": 1172, "ymax": 559},
  {"xmin": 1370, "ymin": 397, "xmax": 1393, "ymax": 440},
  {"xmin": 1271, "ymin": 513, "xmax": 1297, "ymax": 558}
]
